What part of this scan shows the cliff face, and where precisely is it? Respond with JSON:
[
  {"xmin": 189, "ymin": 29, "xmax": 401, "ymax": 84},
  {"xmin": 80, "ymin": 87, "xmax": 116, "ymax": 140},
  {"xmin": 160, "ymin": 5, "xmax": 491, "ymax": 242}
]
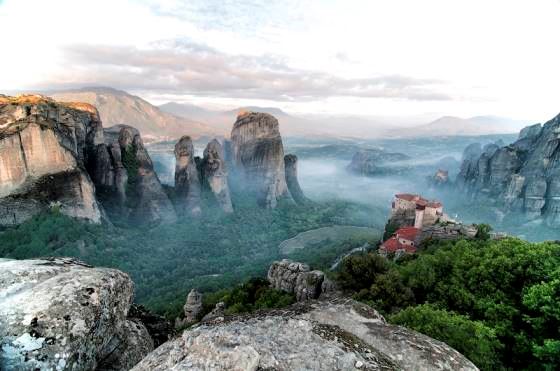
[
  {"xmin": 230, "ymin": 112, "xmax": 292, "ymax": 208},
  {"xmin": 0, "ymin": 95, "xmax": 175, "ymax": 226},
  {"xmin": 457, "ymin": 113, "xmax": 560, "ymax": 225},
  {"xmin": 284, "ymin": 154, "xmax": 307, "ymax": 205},
  {"xmin": 174, "ymin": 136, "xmax": 202, "ymax": 216},
  {"xmin": 0, "ymin": 258, "xmax": 153, "ymax": 370},
  {"xmin": 201, "ymin": 139, "xmax": 233, "ymax": 213},
  {"xmin": 0, "ymin": 95, "xmax": 103, "ymax": 226}
]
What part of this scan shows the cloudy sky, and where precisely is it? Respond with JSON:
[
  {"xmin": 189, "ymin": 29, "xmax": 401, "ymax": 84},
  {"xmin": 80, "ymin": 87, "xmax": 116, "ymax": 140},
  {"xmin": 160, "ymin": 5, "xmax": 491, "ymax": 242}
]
[{"xmin": 0, "ymin": 0, "xmax": 558, "ymax": 121}]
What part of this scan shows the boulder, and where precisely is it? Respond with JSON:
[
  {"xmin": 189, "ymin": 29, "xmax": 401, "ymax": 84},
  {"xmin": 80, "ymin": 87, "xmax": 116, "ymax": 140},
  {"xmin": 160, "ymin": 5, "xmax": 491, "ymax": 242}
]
[
  {"xmin": 0, "ymin": 95, "xmax": 103, "ymax": 226},
  {"xmin": 267, "ymin": 259, "xmax": 327, "ymax": 301},
  {"xmin": 132, "ymin": 298, "xmax": 478, "ymax": 371},
  {"xmin": 230, "ymin": 112, "xmax": 292, "ymax": 208},
  {"xmin": 174, "ymin": 136, "xmax": 202, "ymax": 216},
  {"xmin": 201, "ymin": 139, "xmax": 233, "ymax": 213},
  {"xmin": 0, "ymin": 257, "xmax": 153, "ymax": 370},
  {"xmin": 284, "ymin": 154, "xmax": 308, "ymax": 205}
]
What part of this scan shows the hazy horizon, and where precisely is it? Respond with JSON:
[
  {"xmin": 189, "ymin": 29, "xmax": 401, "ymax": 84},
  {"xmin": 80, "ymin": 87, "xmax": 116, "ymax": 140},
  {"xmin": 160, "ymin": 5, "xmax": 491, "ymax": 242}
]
[{"xmin": 1, "ymin": 0, "xmax": 559, "ymax": 127}]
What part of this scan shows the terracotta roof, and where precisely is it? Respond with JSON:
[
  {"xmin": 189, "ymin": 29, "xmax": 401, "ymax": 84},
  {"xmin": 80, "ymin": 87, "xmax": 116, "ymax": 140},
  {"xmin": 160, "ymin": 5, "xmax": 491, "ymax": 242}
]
[
  {"xmin": 395, "ymin": 193, "xmax": 418, "ymax": 201},
  {"xmin": 381, "ymin": 237, "xmax": 416, "ymax": 254},
  {"xmin": 396, "ymin": 227, "xmax": 420, "ymax": 241},
  {"xmin": 426, "ymin": 202, "xmax": 442, "ymax": 208}
]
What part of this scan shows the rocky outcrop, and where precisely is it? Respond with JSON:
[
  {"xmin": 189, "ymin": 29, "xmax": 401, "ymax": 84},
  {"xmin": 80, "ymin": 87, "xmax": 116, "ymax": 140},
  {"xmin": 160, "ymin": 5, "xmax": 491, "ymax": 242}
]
[
  {"xmin": 230, "ymin": 112, "xmax": 292, "ymax": 208},
  {"xmin": 267, "ymin": 259, "xmax": 334, "ymax": 301},
  {"xmin": 184, "ymin": 289, "xmax": 203, "ymax": 323},
  {"xmin": 417, "ymin": 223, "xmax": 478, "ymax": 244},
  {"xmin": 0, "ymin": 257, "xmax": 153, "ymax": 370},
  {"xmin": 456, "ymin": 113, "xmax": 560, "ymax": 225},
  {"xmin": 174, "ymin": 136, "xmax": 202, "ymax": 216},
  {"xmin": 201, "ymin": 139, "xmax": 233, "ymax": 213},
  {"xmin": 347, "ymin": 149, "xmax": 411, "ymax": 176},
  {"xmin": 428, "ymin": 169, "xmax": 450, "ymax": 188},
  {"xmin": 132, "ymin": 298, "xmax": 477, "ymax": 371},
  {"xmin": 97, "ymin": 125, "xmax": 177, "ymax": 224},
  {"xmin": 0, "ymin": 95, "xmax": 103, "ymax": 226},
  {"xmin": 284, "ymin": 154, "xmax": 308, "ymax": 205}
]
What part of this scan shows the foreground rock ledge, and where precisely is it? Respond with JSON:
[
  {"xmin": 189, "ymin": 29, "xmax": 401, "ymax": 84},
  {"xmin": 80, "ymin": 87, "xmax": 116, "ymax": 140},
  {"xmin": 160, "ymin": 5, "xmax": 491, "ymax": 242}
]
[
  {"xmin": 133, "ymin": 298, "xmax": 478, "ymax": 371},
  {"xmin": 0, "ymin": 258, "xmax": 153, "ymax": 370}
]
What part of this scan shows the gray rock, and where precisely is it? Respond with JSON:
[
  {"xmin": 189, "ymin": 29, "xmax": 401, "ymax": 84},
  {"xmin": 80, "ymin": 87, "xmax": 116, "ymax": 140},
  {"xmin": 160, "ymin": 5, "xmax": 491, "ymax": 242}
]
[
  {"xmin": 456, "ymin": 113, "xmax": 560, "ymax": 225},
  {"xmin": 183, "ymin": 289, "xmax": 203, "ymax": 323},
  {"xmin": 347, "ymin": 149, "xmax": 411, "ymax": 176},
  {"xmin": 174, "ymin": 136, "xmax": 202, "ymax": 216},
  {"xmin": 201, "ymin": 139, "xmax": 233, "ymax": 213},
  {"xmin": 268, "ymin": 259, "xmax": 327, "ymax": 301},
  {"xmin": 284, "ymin": 154, "xmax": 308, "ymax": 205},
  {"xmin": 230, "ymin": 111, "xmax": 292, "ymax": 208},
  {"xmin": 0, "ymin": 257, "xmax": 153, "ymax": 370},
  {"xmin": 132, "ymin": 298, "xmax": 478, "ymax": 371}
]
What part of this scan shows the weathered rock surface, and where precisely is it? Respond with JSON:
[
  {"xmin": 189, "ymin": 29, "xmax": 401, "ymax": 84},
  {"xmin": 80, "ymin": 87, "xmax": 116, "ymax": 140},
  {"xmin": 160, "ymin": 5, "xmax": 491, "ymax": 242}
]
[
  {"xmin": 417, "ymin": 223, "xmax": 478, "ymax": 244},
  {"xmin": 428, "ymin": 169, "xmax": 450, "ymax": 188},
  {"xmin": 284, "ymin": 154, "xmax": 308, "ymax": 205},
  {"xmin": 174, "ymin": 136, "xmax": 202, "ymax": 216},
  {"xmin": 98, "ymin": 125, "xmax": 177, "ymax": 224},
  {"xmin": 0, "ymin": 95, "xmax": 103, "ymax": 226},
  {"xmin": 267, "ymin": 259, "xmax": 330, "ymax": 301},
  {"xmin": 132, "ymin": 298, "xmax": 478, "ymax": 371},
  {"xmin": 184, "ymin": 289, "xmax": 203, "ymax": 323},
  {"xmin": 347, "ymin": 149, "xmax": 411, "ymax": 176},
  {"xmin": 0, "ymin": 257, "xmax": 153, "ymax": 370},
  {"xmin": 230, "ymin": 112, "xmax": 292, "ymax": 208},
  {"xmin": 201, "ymin": 139, "xmax": 233, "ymax": 213},
  {"xmin": 128, "ymin": 304, "xmax": 173, "ymax": 348},
  {"xmin": 457, "ymin": 113, "xmax": 560, "ymax": 225}
]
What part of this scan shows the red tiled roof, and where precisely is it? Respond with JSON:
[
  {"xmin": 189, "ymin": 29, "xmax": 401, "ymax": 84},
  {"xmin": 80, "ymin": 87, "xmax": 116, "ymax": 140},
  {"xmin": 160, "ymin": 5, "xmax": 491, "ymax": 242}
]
[
  {"xmin": 396, "ymin": 227, "xmax": 420, "ymax": 241},
  {"xmin": 395, "ymin": 193, "xmax": 418, "ymax": 201},
  {"xmin": 426, "ymin": 202, "xmax": 442, "ymax": 208},
  {"xmin": 381, "ymin": 237, "xmax": 416, "ymax": 254}
]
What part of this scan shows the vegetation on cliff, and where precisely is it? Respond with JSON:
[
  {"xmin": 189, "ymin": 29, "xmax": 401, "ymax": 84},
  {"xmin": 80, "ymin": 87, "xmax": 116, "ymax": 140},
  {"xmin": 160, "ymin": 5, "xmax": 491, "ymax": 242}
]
[{"xmin": 336, "ymin": 237, "xmax": 560, "ymax": 370}]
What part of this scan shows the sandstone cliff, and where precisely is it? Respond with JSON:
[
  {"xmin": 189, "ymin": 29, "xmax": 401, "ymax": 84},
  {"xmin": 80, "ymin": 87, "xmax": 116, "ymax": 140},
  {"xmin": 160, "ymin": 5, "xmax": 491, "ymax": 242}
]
[
  {"xmin": 201, "ymin": 139, "xmax": 233, "ymax": 213},
  {"xmin": 0, "ymin": 258, "xmax": 153, "ymax": 370},
  {"xmin": 0, "ymin": 95, "xmax": 103, "ymax": 226},
  {"xmin": 456, "ymin": 113, "xmax": 560, "ymax": 225},
  {"xmin": 174, "ymin": 136, "xmax": 202, "ymax": 216},
  {"xmin": 230, "ymin": 112, "xmax": 292, "ymax": 208}
]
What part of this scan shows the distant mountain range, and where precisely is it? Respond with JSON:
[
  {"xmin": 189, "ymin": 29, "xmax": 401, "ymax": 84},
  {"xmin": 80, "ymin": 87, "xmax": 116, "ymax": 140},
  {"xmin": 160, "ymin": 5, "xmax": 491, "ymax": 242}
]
[
  {"xmin": 49, "ymin": 88, "xmax": 221, "ymax": 141},
  {"xmin": 44, "ymin": 87, "xmax": 529, "ymax": 141}
]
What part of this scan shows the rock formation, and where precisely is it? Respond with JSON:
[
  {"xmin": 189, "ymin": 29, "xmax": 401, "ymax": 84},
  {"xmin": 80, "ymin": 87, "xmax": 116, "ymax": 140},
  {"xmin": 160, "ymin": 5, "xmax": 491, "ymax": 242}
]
[
  {"xmin": 284, "ymin": 154, "xmax": 308, "ymax": 205},
  {"xmin": 456, "ymin": 113, "xmax": 560, "ymax": 225},
  {"xmin": 132, "ymin": 298, "xmax": 478, "ymax": 371},
  {"xmin": 0, "ymin": 95, "xmax": 176, "ymax": 226},
  {"xmin": 428, "ymin": 169, "xmax": 451, "ymax": 188},
  {"xmin": 0, "ymin": 95, "xmax": 103, "ymax": 226},
  {"xmin": 347, "ymin": 149, "xmax": 411, "ymax": 176},
  {"xmin": 230, "ymin": 111, "xmax": 292, "ymax": 208},
  {"xmin": 174, "ymin": 136, "xmax": 202, "ymax": 216},
  {"xmin": 97, "ymin": 125, "xmax": 177, "ymax": 224},
  {"xmin": 267, "ymin": 259, "xmax": 334, "ymax": 301},
  {"xmin": 201, "ymin": 139, "xmax": 233, "ymax": 213},
  {"xmin": 0, "ymin": 257, "xmax": 153, "ymax": 370},
  {"xmin": 183, "ymin": 289, "xmax": 203, "ymax": 323}
]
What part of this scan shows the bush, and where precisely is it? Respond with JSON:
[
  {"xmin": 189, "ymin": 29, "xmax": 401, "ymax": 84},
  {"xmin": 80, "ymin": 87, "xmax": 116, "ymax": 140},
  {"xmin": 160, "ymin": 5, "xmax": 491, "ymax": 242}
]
[
  {"xmin": 336, "ymin": 252, "xmax": 390, "ymax": 291},
  {"xmin": 390, "ymin": 304, "xmax": 502, "ymax": 370}
]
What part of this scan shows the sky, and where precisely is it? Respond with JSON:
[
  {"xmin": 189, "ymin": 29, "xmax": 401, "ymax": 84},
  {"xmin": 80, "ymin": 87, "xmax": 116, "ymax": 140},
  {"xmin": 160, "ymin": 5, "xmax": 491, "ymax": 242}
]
[{"xmin": 0, "ymin": 0, "xmax": 559, "ymax": 122}]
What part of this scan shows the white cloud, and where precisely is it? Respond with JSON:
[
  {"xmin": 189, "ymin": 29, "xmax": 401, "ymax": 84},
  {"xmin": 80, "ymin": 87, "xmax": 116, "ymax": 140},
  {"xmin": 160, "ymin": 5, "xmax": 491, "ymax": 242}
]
[{"xmin": 0, "ymin": 0, "xmax": 559, "ymax": 121}]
